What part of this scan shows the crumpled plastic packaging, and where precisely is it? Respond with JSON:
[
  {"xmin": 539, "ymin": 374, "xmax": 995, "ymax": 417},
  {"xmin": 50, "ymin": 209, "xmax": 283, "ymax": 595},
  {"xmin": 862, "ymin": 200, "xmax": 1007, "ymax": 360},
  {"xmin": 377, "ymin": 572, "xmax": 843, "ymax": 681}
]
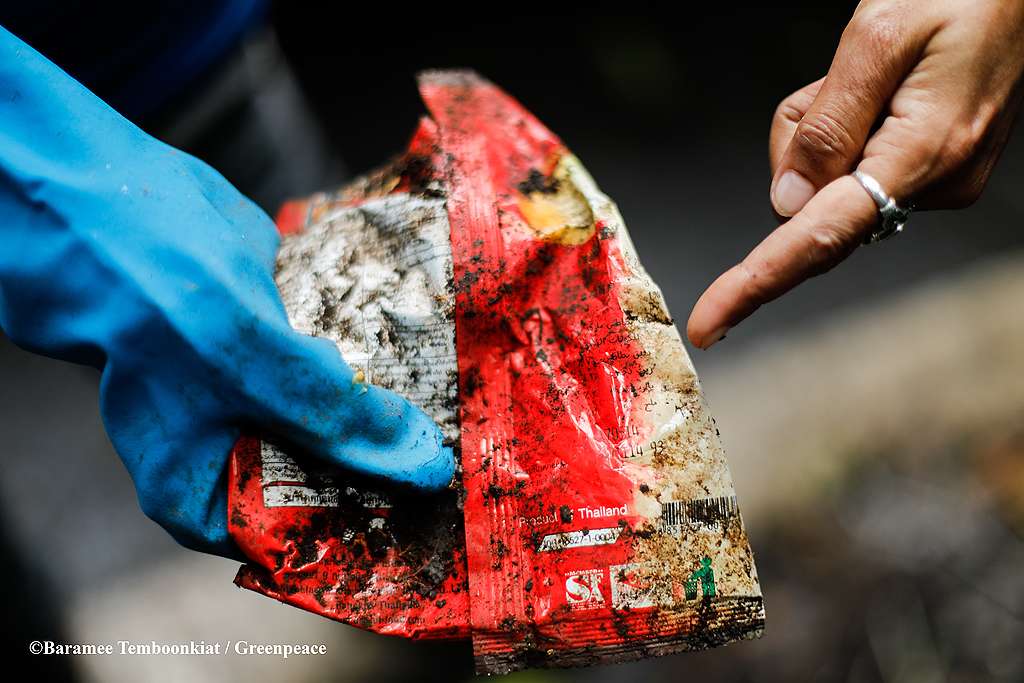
[{"xmin": 228, "ymin": 70, "xmax": 764, "ymax": 674}]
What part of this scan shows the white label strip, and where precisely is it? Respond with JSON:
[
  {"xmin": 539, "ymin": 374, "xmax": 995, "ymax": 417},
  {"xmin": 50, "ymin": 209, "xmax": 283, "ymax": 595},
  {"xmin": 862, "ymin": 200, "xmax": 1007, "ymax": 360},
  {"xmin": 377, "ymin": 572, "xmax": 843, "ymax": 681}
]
[
  {"xmin": 262, "ymin": 485, "xmax": 339, "ymax": 508},
  {"xmin": 538, "ymin": 527, "xmax": 621, "ymax": 552}
]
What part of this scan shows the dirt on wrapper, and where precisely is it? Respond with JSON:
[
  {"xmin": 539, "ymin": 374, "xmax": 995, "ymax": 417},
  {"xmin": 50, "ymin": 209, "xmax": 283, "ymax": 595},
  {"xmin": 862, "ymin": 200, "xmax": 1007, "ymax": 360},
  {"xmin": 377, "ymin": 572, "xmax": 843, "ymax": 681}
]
[{"xmin": 227, "ymin": 70, "xmax": 764, "ymax": 675}]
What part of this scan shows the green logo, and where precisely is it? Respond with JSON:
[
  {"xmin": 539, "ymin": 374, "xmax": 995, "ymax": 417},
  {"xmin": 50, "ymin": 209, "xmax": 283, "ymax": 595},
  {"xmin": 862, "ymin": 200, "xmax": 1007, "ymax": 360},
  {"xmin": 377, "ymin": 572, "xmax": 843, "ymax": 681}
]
[{"xmin": 684, "ymin": 557, "xmax": 716, "ymax": 599}]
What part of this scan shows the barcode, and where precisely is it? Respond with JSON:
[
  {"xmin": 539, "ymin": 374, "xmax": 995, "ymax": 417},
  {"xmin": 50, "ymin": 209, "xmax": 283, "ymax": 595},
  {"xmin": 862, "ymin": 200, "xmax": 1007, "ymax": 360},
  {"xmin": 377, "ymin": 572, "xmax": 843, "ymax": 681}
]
[{"xmin": 661, "ymin": 496, "xmax": 738, "ymax": 528}]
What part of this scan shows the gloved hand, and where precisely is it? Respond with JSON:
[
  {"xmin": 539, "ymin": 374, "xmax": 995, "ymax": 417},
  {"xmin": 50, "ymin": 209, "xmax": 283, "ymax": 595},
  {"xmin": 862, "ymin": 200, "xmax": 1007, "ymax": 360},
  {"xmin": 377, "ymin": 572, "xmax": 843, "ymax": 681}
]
[{"xmin": 0, "ymin": 27, "xmax": 455, "ymax": 558}]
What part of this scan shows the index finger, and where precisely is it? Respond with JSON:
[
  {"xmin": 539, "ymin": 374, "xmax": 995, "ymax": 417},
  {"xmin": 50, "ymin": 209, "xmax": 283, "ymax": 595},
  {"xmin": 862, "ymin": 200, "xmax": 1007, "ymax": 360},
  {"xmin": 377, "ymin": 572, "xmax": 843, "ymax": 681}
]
[{"xmin": 686, "ymin": 175, "xmax": 876, "ymax": 349}]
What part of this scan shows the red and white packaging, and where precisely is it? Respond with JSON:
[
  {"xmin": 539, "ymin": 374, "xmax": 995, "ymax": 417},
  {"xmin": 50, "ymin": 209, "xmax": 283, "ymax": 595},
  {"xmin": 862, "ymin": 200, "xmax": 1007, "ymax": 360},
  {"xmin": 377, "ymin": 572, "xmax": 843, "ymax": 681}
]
[{"xmin": 228, "ymin": 71, "xmax": 764, "ymax": 674}]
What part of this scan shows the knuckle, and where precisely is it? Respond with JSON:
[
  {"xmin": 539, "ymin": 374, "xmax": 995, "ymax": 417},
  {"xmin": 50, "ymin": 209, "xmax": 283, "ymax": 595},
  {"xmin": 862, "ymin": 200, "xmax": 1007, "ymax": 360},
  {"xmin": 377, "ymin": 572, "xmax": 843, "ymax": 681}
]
[
  {"xmin": 794, "ymin": 111, "xmax": 856, "ymax": 163},
  {"xmin": 774, "ymin": 86, "xmax": 817, "ymax": 127},
  {"xmin": 939, "ymin": 107, "xmax": 997, "ymax": 172},
  {"xmin": 917, "ymin": 109, "xmax": 998, "ymax": 206},
  {"xmin": 939, "ymin": 127, "xmax": 984, "ymax": 172},
  {"xmin": 774, "ymin": 97, "xmax": 805, "ymax": 127},
  {"xmin": 847, "ymin": 5, "xmax": 904, "ymax": 51},
  {"xmin": 806, "ymin": 224, "xmax": 855, "ymax": 275}
]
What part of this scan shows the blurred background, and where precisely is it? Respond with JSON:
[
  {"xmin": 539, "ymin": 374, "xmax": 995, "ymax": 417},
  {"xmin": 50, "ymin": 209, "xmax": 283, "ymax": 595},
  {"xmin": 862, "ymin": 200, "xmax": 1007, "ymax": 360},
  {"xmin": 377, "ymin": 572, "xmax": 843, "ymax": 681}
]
[{"xmin": 2, "ymin": 1, "xmax": 1023, "ymax": 681}]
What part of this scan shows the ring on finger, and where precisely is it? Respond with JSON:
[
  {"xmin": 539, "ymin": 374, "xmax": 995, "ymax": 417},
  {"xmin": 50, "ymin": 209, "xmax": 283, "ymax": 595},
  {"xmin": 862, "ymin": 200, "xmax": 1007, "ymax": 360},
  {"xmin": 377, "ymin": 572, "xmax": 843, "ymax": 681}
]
[{"xmin": 852, "ymin": 170, "xmax": 914, "ymax": 244}]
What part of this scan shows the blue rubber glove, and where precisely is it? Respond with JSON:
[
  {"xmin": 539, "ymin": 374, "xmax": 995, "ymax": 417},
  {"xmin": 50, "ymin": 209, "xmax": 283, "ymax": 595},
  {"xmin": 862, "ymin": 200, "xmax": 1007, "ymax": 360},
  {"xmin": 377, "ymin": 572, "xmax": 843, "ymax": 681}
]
[{"xmin": 0, "ymin": 27, "xmax": 455, "ymax": 558}]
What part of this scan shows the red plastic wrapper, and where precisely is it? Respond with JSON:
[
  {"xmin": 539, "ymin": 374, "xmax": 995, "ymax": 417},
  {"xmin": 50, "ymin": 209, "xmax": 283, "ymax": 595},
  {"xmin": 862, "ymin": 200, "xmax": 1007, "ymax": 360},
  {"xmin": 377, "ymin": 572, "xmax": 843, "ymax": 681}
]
[{"xmin": 228, "ymin": 71, "xmax": 764, "ymax": 674}]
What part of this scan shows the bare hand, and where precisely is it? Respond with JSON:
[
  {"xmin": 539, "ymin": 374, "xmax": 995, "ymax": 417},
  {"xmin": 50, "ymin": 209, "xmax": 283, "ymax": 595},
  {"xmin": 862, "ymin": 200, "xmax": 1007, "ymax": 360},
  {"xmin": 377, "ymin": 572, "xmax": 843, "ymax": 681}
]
[{"xmin": 687, "ymin": 0, "xmax": 1024, "ymax": 349}]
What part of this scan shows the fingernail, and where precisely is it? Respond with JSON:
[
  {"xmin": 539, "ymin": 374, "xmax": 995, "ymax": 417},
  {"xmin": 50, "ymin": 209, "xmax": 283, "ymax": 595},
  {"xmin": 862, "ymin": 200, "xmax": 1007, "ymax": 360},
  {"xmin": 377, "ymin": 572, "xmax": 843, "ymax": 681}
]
[
  {"xmin": 701, "ymin": 326, "xmax": 730, "ymax": 350},
  {"xmin": 772, "ymin": 171, "xmax": 815, "ymax": 217}
]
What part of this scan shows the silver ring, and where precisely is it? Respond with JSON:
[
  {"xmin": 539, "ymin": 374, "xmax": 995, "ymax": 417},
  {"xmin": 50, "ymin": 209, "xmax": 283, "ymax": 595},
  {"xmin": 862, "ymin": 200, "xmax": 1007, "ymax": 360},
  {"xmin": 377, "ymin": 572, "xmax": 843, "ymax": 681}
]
[{"xmin": 852, "ymin": 170, "xmax": 913, "ymax": 244}]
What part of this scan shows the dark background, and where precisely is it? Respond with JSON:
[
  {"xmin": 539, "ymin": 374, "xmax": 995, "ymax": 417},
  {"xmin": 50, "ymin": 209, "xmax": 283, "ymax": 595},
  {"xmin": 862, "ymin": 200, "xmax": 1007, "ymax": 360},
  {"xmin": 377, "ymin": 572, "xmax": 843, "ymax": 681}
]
[{"xmin": 3, "ymin": 2, "xmax": 1023, "ymax": 681}]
